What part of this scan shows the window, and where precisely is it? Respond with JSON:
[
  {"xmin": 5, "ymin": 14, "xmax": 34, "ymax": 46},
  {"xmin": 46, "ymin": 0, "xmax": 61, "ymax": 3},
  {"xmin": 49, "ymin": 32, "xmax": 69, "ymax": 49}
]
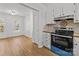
[
  {"xmin": 14, "ymin": 20, "xmax": 20, "ymax": 32},
  {"xmin": 0, "ymin": 20, "xmax": 4, "ymax": 32},
  {"xmin": 15, "ymin": 23, "xmax": 20, "ymax": 30}
]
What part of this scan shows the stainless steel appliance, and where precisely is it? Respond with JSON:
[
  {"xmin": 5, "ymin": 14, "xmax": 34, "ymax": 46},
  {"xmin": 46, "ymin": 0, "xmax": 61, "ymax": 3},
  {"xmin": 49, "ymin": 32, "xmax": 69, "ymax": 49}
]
[{"xmin": 51, "ymin": 28, "xmax": 73, "ymax": 52}]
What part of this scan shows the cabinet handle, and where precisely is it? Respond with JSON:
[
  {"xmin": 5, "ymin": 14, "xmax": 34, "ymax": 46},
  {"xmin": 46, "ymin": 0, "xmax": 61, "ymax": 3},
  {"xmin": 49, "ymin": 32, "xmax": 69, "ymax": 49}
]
[{"xmin": 75, "ymin": 44, "xmax": 77, "ymax": 45}]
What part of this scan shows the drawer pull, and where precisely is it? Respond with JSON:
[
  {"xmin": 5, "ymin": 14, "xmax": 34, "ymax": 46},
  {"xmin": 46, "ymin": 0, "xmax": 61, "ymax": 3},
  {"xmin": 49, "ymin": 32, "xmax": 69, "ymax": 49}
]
[{"xmin": 75, "ymin": 44, "xmax": 77, "ymax": 45}]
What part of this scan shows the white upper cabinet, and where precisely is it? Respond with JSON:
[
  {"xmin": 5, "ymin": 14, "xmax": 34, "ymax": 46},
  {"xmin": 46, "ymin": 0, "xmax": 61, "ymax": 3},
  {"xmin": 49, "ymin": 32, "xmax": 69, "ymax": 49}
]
[
  {"xmin": 53, "ymin": 4, "xmax": 62, "ymax": 18},
  {"xmin": 46, "ymin": 4, "xmax": 75, "ymax": 24},
  {"xmin": 53, "ymin": 4, "xmax": 74, "ymax": 18},
  {"xmin": 46, "ymin": 7, "xmax": 55, "ymax": 24},
  {"xmin": 74, "ymin": 3, "xmax": 79, "ymax": 23},
  {"xmin": 62, "ymin": 3, "xmax": 74, "ymax": 16}
]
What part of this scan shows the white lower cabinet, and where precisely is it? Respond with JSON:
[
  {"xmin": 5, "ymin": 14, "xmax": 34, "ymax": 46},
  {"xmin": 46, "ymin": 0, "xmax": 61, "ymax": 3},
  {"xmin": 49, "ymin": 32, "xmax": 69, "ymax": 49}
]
[
  {"xmin": 43, "ymin": 33, "xmax": 51, "ymax": 49},
  {"xmin": 73, "ymin": 37, "xmax": 79, "ymax": 56}
]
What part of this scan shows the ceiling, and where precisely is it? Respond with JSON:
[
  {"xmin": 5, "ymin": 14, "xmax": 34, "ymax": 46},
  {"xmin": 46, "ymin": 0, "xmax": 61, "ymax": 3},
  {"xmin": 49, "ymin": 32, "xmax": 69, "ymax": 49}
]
[
  {"xmin": 42, "ymin": 3, "xmax": 54, "ymax": 6},
  {"xmin": 0, "ymin": 3, "xmax": 32, "ymax": 16}
]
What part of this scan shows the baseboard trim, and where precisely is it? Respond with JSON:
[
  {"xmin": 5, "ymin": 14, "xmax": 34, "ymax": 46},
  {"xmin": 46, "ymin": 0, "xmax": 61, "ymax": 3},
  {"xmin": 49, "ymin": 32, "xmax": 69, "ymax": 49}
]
[
  {"xmin": 0, "ymin": 35, "xmax": 24, "ymax": 39},
  {"xmin": 32, "ymin": 41, "xmax": 43, "ymax": 48},
  {"xmin": 24, "ymin": 35, "xmax": 32, "ymax": 39},
  {"xmin": 38, "ymin": 44, "xmax": 43, "ymax": 48},
  {"xmin": 0, "ymin": 35, "xmax": 32, "ymax": 40}
]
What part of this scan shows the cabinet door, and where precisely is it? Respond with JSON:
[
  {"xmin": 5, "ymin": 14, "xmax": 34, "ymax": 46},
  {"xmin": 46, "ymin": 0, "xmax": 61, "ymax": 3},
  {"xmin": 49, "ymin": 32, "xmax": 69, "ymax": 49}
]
[
  {"xmin": 73, "ymin": 37, "xmax": 79, "ymax": 56},
  {"xmin": 54, "ymin": 7, "xmax": 62, "ymax": 18},
  {"xmin": 46, "ymin": 8, "xmax": 55, "ymax": 24},
  {"xmin": 43, "ymin": 33, "xmax": 51, "ymax": 49},
  {"xmin": 74, "ymin": 3, "xmax": 79, "ymax": 23},
  {"xmin": 73, "ymin": 42, "xmax": 79, "ymax": 56},
  {"xmin": 53, "ymin": 4, "xmax": 62, "ymax": 18},
  {"xmin": 63, "ymin": 3, "xmax": 74, "ymax": 16}
]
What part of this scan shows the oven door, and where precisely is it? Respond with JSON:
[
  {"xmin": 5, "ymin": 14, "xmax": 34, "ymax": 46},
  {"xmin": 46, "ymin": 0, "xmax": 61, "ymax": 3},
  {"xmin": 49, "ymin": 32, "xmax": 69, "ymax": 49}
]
[{"xmin": 51, "ymin": 35, "xmax": 73, "ymax": 52}]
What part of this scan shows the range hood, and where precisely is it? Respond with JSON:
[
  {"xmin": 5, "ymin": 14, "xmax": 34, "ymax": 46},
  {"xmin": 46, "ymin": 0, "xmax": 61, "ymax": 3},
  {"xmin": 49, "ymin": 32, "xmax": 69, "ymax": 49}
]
[{"xmin": 54, "ymin": 15, "xmax": 74, "ymax": 21}]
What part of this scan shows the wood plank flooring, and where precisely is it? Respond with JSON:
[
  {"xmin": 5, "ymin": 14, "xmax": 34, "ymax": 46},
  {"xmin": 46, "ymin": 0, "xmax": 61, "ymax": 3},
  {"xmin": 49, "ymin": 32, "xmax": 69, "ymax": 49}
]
[{"xmin": 0, "ymin": 35, "xmax": 57, "ymax": 56}]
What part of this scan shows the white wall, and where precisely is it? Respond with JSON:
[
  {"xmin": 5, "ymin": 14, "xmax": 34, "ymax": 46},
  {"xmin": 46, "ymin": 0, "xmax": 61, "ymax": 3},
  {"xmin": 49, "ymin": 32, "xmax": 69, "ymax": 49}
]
[
  {"xmin": 24, "ymin": 10, "xmax": 33, "ymax": 37},
  {"xmin": 0, "ymin": 12, "xmax": 25, "ymax": 38}
]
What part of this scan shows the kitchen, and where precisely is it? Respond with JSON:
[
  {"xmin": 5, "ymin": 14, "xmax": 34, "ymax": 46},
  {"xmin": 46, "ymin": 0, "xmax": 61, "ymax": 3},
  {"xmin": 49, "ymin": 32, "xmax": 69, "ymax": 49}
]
[
  {"xmin": 42, "ymin": 3, "xmax": 79, "ymax": 56},
  {"xmin": 0, "ymin": 3, "xmax": 79, "ymax": 56}
]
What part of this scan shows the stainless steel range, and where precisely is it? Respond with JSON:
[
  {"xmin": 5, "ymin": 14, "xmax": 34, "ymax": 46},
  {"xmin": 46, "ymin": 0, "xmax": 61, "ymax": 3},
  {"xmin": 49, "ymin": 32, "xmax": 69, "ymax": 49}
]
[{"xmin": 51, "ymin": 28, "xmax": 74, "ymax": 56}]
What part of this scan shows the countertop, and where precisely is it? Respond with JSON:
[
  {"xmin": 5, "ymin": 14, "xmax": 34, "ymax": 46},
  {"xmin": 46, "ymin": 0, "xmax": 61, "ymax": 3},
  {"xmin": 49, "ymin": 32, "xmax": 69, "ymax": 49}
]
[
  {"xmin": 43, "ymin": 30, "xmax": 79, "ymax": 37},
  {"xmin": 43, "ymin": 31, "xmax": 54, "ymax": 33},
  {"xmin": 74, "ymin": 33, "xmax": 79, "ymax": 37}
]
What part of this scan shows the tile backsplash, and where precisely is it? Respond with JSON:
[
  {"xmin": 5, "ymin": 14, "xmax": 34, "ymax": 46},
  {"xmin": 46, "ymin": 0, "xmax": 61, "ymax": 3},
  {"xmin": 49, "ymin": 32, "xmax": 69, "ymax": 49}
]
[
  {"xmin": 43, "ymin": 20, "xmax": 79, "ymax": 33},
  {"xmin": 55, "ymin": 20, "xmax": 74, "ymax": 28},
  {"xmin": 43, "ymin": 24, "xmax": 55, "ymax": 32},
  {"xmin": 54, "ymin": 19, "xmax": 79, "ymax": 33}
]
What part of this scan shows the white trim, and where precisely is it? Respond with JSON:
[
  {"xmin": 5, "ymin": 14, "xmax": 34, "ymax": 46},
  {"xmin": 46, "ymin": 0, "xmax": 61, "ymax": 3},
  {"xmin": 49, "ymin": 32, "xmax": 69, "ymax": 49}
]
[
  {"xmin": 38, "ymin": 44, "xmax": 43, "ymax": 48},
  {"xmin": 19, "ymin": 3, "xmax": 39, "ymax": 11}
]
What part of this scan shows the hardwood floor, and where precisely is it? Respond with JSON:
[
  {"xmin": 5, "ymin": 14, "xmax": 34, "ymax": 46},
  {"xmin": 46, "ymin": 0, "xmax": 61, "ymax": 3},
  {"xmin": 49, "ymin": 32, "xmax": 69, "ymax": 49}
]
[{"xmin": 0, "ymin": 35, "xmax": 57, "ymax": 56}]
